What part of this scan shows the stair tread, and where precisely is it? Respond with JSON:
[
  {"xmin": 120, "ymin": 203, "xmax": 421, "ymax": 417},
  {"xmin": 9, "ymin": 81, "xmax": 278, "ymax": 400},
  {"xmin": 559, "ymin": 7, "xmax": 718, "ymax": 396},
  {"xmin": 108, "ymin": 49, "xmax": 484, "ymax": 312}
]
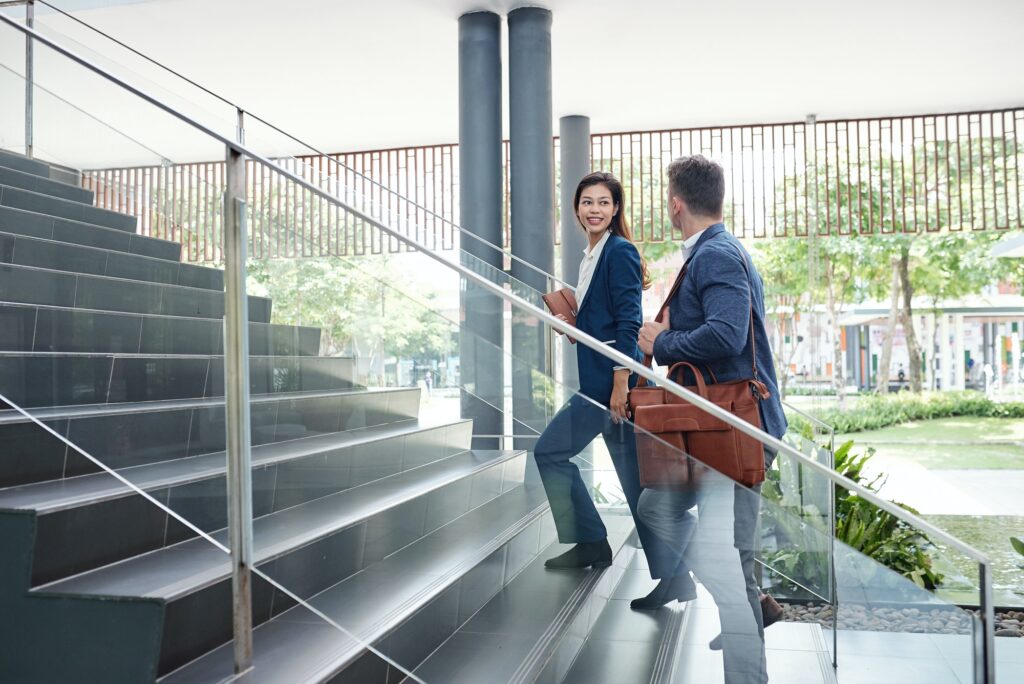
[
  {"xmin": 0, "ymin": 262, "xmax": 270, "ymax": 322},
  {"xmin": 37, "ymin": 449, "xmax": 524, "ymax": 600},
  {"xmin": 0, "ymin": 164, "xmax": 92, "ymax": 203},
  {"xmin": 0, "ymin": 416, "xmax": 465, "ymax": 512},
  {"xmin": 0, "ymin": 150, "xmax": 51, "ymax": 177},
  {"xmin": 0, "ymin": 183, "xmax": 135, "ymax": 232},
  {"xmin": 0, "ymin": 386, "xmax": 413, "ymax": 424},
  {"xmin": 0, "ymin": 204, "xmax": 181, "ymax": 261},
  {"xmin": 159, "ymin": 484, "xmax": 550, "ymax": 684}
]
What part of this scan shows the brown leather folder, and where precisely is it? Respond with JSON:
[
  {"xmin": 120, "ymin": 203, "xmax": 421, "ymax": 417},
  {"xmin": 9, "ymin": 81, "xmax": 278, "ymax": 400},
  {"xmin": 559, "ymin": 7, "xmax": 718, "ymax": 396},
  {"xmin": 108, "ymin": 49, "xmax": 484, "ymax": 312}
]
[{"xmin": 542, "ymin": 287, "xmax": 579, "ymax": 344}]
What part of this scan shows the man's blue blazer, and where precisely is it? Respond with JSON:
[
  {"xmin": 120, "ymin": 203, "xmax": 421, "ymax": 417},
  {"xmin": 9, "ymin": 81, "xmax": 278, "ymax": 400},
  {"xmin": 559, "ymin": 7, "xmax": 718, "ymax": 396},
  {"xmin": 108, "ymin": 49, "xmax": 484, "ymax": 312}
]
[{"xmin": 652, "ymin": 223, "xmax": 788, "ymax": 441}]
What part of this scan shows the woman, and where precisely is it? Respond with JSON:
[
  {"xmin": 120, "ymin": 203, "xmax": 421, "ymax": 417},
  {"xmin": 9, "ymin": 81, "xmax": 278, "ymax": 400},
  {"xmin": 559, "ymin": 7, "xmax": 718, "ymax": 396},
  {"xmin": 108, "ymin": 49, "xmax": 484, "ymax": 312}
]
[{"xmin": 534, "ymin": 172, "xmax": 695, "ymax": 610}]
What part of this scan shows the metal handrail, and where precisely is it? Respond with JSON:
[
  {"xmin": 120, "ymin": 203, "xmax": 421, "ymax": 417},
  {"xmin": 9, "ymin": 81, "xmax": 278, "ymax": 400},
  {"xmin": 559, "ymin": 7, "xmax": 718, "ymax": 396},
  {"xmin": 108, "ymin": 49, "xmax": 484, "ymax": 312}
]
[
  {"xmin": 781, "ymin": 400, "xmax": 835, "ymax": 434},
  {"xmin": 2, "ymin": 16, "xmax": 995, "ymax": 679},
  {"xmin": 0, "ymin": 14, "xmax": 988, "ymax": 567},
  {"xmin": 23, "ymin": 0, "xmax": 573, "ymax": 290}
]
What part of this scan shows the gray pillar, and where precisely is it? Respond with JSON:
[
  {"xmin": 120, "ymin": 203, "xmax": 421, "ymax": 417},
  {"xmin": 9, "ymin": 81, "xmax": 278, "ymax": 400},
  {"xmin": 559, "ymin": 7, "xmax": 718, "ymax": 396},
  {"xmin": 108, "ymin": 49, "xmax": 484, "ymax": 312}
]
[
  {"xmin": 459, "ymin": 11, "xmax": 504, "ymax": 450},
  {"xmin": 559, "ymin": 115, "xmax": 590, "ymax": 393},
  {"xmin": 509, "ymin": 7, "xmax": 554, "ymax": 447}
]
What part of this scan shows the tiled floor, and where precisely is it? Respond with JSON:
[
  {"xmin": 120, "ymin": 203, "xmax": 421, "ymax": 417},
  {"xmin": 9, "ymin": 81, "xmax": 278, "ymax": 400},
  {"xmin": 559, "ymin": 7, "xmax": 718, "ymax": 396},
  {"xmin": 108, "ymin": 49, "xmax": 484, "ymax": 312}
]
[
  {"xmin": 669, "ymin": 582, "xmax": 1024, "ymax": 683},
  {"xmin": 673, "ymin": 584, "xmax": 836, "ymax": 684},
  {"xmin": 825, "ymin": 628, "xmax": 1024, "ymax": 684}
]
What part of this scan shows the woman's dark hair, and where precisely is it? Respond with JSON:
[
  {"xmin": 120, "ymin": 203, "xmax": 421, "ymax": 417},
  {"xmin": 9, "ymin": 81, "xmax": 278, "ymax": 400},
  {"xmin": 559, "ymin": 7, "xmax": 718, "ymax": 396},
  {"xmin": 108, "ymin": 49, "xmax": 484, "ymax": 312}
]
[{"xmin": 573, "ymin": 171, "xmax": 652, "ymax": 290}]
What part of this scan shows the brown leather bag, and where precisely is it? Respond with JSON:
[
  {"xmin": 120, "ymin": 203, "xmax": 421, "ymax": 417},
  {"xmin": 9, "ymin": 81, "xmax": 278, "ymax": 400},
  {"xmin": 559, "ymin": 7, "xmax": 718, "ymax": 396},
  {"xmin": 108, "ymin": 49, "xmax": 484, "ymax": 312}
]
[
  {"xmin": 629, "ymin": 248, "xmax": 770, "ymax": 489},
  {"xmin": 542, "ymin": 287, "xmax": 578, "ymax": 344}
]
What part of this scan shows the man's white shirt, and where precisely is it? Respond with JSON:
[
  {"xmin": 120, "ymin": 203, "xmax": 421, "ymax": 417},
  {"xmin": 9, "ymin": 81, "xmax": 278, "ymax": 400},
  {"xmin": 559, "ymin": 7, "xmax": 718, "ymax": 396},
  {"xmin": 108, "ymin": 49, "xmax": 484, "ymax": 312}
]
[{"xmin": 680, "ymin": 227, "xmax": 707, "ymax": 263}]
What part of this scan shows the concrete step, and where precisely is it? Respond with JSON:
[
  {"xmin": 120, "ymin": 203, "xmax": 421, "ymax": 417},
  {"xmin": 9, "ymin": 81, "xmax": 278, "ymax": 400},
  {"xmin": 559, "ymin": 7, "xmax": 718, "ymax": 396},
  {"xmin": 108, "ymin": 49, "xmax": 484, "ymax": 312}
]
[
  {"xmin": 0, "ymin": 417, "xmax": 471, "ymax": 587},
  {"xmin": 0, "ymin": 230, "xmax": 220, "ymax": 290},
  {"xmin": 0, "ymin": 205, "xmax": 181, "ymax": 261},
  {"xmin": 0, "ymin": 164, "xmax": 93, "ymax": 204},
  {"xmin": 0, "ymin": 183, "xmax": 136, "ymax": 233},
  {"xmin": 40, "ymin": 449, "xmax": 525, "ymax": 677},
  {"xmin": 0, "ymin": 263, "xmax": 271, "ymax": 322},
  {"xmin": 159, "ymin": 480, "xmax": 547, "ymax": 683},
  {"xmin": 0, "ymin": 386, "xmax": 420, "ymax": 487},
  {"xmin": 0, "ymin": 302, "xmax": 320, "ymax": 356},
  {"xmin": 0, "ymin": 352, "xmax": 359, "ymax": 408}
]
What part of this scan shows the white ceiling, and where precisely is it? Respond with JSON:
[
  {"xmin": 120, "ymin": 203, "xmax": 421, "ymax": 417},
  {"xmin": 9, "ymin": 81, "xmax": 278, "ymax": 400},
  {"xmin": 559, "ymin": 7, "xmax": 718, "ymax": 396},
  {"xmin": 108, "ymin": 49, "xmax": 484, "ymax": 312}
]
[{"xmin": 1, "ymin": 0, "xmax": 1022, "ymax": 167}]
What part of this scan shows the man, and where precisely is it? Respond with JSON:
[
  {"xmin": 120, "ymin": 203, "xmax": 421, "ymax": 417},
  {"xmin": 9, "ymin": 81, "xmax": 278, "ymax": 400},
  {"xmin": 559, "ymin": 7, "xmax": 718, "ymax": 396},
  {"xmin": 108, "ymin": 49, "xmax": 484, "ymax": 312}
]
[{"xmin": 636, "ymin": 155, "xmax": 786, "ymax": 684}]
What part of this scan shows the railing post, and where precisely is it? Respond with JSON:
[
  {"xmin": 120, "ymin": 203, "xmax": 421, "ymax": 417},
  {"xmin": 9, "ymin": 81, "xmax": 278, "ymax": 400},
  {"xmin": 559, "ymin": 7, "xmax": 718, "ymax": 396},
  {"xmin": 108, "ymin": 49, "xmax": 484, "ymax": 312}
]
[
  {"xmin": 224, "ymin": 133, "xmax": 253, "ymax": 674},
  {"xmin": 24, "ymin": 0, "xmax": 33, "ymax": 158},
  {"xmin": 978, "ymin": 561, "xmax": 996, "ymax": 684}
]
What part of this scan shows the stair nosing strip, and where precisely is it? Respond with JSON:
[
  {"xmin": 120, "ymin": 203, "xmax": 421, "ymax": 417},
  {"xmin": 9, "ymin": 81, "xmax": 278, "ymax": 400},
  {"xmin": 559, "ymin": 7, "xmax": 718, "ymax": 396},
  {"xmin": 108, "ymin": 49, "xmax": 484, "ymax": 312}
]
[
  {"xmin": 650, "ymin": 602, "xmax": 689, "ymax": 684},
  {"xmin": 507, "ymin": 543, "xmax": 626, "ymax": 684}
]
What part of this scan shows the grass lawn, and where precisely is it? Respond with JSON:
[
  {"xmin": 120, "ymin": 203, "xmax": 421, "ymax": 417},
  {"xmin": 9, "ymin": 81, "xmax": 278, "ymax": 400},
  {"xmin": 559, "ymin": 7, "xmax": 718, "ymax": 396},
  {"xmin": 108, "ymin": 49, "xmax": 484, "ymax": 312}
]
[
  {"xmin": 836, "ymin": 417, "xmax": 1024, "ymax": 469},
  {"xmin": 838, "ymin": 416, "xmax": 1024, "ymax": 444}
]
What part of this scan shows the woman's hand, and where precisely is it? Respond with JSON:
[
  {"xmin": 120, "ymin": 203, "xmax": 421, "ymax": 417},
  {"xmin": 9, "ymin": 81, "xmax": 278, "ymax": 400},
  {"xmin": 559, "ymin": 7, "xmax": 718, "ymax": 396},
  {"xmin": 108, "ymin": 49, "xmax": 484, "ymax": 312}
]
[{"xmin": 609, "ymin": 368, "xmax": 630, "ymax": 424}]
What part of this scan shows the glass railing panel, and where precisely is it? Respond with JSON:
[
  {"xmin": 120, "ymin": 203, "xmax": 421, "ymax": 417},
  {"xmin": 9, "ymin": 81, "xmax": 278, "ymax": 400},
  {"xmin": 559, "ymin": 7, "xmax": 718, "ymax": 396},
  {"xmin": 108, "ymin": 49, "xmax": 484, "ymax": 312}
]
[{"xmin": 243, "ymin": 231, "xmax": 987, "ymax": 684}]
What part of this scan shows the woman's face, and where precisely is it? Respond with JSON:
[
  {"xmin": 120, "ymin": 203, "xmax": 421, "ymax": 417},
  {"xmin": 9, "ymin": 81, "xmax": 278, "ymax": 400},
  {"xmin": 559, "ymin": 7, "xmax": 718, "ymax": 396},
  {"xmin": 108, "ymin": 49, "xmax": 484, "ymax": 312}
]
[{"xmin": 576, "ymin": 183, "xmax": 618, "ymax": 237}]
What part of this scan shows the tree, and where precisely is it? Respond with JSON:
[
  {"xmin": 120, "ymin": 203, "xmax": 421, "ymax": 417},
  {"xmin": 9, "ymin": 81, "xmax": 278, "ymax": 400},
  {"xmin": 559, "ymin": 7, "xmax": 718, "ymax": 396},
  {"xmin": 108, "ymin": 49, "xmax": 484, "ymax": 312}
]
[{"xmin": 248, "ymin": 254, "xmax": 455, "ymax": 384}]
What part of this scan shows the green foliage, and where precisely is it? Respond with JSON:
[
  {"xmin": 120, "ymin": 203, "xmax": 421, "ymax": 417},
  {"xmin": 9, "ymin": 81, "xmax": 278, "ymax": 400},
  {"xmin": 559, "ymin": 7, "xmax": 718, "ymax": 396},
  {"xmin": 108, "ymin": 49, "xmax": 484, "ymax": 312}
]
[
  {"xmin": 248, "ymin": 255, "xmax": 455, "ymax": 368},
  {"xmin": 1012, "ymin": 536, "xmax": 1024, "ymax": 566},
  {"xmin": 763, "ymin": 440, "xmax": 944, "ymax": 595},
  {"xmin": 786, "ymin": 391, "xmax": 1024, "ymax": 435}
]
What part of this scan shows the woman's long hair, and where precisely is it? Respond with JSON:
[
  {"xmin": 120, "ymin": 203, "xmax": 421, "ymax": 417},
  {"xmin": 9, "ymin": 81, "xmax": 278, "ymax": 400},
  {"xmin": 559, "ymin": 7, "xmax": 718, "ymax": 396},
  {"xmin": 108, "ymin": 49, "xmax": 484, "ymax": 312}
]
[{"xmin": 573, "ymin": 171, "xmax": 652, "ymax": 290}]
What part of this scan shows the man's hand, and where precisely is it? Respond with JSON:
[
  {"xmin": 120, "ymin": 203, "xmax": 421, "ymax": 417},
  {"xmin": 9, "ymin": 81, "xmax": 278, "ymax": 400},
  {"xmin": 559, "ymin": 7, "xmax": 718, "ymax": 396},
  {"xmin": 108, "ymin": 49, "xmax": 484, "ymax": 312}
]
[{"xmin": 638, "ymin": 309, "xmax": 670, "ymax": 356}]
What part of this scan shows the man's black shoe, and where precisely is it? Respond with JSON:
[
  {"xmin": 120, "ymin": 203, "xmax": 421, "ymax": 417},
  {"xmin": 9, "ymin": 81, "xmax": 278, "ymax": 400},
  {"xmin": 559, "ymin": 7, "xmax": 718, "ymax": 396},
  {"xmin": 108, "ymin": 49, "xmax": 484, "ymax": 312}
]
[
  {"xmin": 630, "ymin": 573, "xmax": 698, "ymax": 610},
  {"xmin": 544, "ymin": 540, "xmax": 613, "ymax": 569}
]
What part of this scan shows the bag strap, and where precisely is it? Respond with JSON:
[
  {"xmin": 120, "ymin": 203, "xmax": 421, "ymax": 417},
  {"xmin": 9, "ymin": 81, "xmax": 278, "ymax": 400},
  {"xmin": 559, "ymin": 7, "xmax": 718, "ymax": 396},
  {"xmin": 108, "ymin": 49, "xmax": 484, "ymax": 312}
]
[
  {"xmin": 635, "ymin": 263, "xmax": 689, "ymax": 388},
  {"xmin": 728, "ymin": 242, "xmax": 760, "ymax": 382}
]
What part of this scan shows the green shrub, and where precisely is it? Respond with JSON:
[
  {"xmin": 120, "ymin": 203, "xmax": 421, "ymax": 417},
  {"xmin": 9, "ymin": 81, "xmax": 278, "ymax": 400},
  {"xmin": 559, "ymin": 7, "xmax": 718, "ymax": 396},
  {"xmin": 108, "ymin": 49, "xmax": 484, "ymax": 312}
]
[
  {"xmin": 786, "ymin": 391, "xmax": 1024, "ymax": 435},
  {"xmin": 762, "ymin": 440, "xmax": 944, "ymax": 595}
]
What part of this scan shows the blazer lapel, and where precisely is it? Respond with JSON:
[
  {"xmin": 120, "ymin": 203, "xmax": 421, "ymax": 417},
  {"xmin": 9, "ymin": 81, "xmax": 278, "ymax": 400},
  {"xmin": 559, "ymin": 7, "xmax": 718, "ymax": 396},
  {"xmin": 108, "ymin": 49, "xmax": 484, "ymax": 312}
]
[{"xmin": 576, "ymin": 235, "xmax": 614, "ymax": 317}]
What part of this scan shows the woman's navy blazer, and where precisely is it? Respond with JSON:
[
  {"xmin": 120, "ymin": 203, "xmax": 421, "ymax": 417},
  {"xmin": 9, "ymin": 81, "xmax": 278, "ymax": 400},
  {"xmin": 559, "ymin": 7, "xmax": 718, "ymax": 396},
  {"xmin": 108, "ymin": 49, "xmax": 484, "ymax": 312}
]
[{"xmin": 574, "ymin": 234, "xmax": 645, "ymax": 404}]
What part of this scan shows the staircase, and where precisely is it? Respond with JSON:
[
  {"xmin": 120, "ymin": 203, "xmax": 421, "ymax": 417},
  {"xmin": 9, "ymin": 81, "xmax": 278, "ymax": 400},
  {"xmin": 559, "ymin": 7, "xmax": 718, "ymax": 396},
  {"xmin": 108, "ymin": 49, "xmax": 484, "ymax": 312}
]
[{"xmin": 0, "ymin": 148, "xmax": 839, "ymax": 683}]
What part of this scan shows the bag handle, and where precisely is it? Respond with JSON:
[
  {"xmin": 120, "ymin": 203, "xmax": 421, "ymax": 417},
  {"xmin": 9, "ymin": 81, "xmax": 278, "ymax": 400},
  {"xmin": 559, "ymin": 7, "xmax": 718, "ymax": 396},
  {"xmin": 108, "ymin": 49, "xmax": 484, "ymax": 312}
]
[{"xmin": 667, "ymin": 361, "xmax": 708, "ymax": 396}]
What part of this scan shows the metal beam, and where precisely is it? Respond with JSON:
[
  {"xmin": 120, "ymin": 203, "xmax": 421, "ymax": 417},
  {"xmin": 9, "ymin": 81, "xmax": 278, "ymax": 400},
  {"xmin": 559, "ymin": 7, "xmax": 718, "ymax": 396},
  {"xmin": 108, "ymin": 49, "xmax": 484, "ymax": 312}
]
[{"xmin": 24, "ymin": 0, "xmax": 33, "ymax": 158}]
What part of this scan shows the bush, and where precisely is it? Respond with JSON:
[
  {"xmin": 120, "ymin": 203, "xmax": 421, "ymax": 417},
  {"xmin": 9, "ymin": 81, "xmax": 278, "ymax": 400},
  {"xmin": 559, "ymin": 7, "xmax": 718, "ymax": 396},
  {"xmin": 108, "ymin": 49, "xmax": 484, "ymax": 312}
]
[
  {"xmin": 762, "ymin": 440, "xmax": 944, "ymax": 595},
  {"xmin": 786, "ymin": 391, "xmax": 1024, "ymax": 434}
]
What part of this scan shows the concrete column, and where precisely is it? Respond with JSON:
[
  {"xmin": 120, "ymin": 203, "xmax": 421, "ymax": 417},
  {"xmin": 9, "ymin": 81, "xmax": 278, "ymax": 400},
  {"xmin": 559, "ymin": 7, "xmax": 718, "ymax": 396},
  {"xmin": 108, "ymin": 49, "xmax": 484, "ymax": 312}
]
[
  {"xmin": 923, "ymin": 314, "xmax": 936, "ymax": 390},
  {"xmin": 939, "ymin": 313, "xmax": 951, "ymax": 391},
  {"xmin": 458, "ymin": 11, "xmax": 504, "ymax": 449},
  {"xmin": 558, "ymin": 115, "xmax": 590, "ymax": 393},
  {"xmin": 953, "ymin": 314, "xmax": 966, "ymax": 390},
  {"xmin": 509, "ymin": 6, "xmax": 555, "ymax": 446}
]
